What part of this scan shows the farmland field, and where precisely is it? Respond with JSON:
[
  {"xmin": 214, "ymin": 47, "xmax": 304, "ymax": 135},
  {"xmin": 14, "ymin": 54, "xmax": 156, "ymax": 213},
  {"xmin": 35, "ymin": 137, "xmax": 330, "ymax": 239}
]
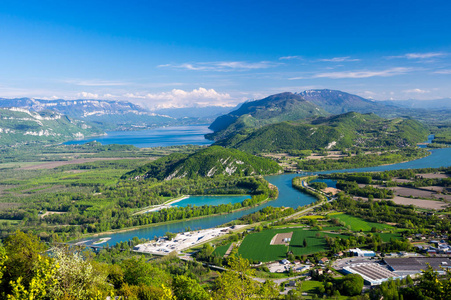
[
  {"xmin": 300, "ymin": 280, "xmax": 324, "ymax": 294},
  {"xmin": 377, "ymin": 232, "xmax": 402, "ymax": 242},
  {"xmin": 238, "ymin": 228, "xmax": 346, "ymax": 262},
  {"xmin": 328, "ymin": 213, "xmax": 393, "ymax": 231},
  {"xmin": 213, "ymin": 243, "xmax": 232, "ymax": 257}
]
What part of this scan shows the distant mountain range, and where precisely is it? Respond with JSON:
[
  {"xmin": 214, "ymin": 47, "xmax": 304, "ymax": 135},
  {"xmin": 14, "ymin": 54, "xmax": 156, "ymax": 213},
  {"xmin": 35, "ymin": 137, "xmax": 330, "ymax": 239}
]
[
  {"xmin": 0, "ymin": 107, "xmax": 102, "ymax": 147},
  {"xmin": 0, "ymin": 98, "xmax": 243, "ymax": 131},
  {"xmin": 377, "ymin": 98, "xmax": 451, "ymax": 110},
  {"xmin": 0, "ymin": 98, "xmax": 176, "ymax": 131},
  {"xmin": 153, "ymin": 105, "xmax": 236, "ymax": 120}
]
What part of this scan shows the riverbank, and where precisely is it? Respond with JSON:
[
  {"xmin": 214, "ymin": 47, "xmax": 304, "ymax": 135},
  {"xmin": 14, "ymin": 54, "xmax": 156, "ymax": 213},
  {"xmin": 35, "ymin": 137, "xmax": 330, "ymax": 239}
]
[
  {"xmin": 70, "ymin": 148, "xmax": 451, "ymax": 246},
  {"xmin": 134, "ymin": 225, "xmax": 247, "ymax": 255},
  {"xmin": 71, "ymin": 195, "xmax": 275, "ymax": 243},
  {"xmin": 133, "ymin": 195, "xmax": 190, "ymax": 215}
]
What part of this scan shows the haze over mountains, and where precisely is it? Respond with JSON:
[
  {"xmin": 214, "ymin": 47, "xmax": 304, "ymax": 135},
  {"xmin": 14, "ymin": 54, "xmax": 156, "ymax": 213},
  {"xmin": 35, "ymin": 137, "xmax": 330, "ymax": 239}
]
[
  {"xmin": 377, "ymin": 98, "xmax": 451, "ymax": 110},
  {"xmin": 0, "ymin": 89, "xmax": 449, "ymax": 147},
  {"xmin": 298, "ymin": 89, "xmax": 380, "ymax": 114},
  {"xmin": 0, "ymin": 107, "xmax": 101, "ymax": 146},
  {"xmin": 0, "ymin": 98, "xmax": 233, "ymax": 131}
]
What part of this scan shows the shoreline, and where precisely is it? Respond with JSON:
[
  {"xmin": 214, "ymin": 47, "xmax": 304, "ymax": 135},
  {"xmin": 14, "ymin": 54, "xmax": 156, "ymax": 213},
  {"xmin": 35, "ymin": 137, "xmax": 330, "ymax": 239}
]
[
  {"xmin": 294, "ymin": 150, "xmax": 431, "ymax": 173},
  {"xmin": 70, "ymin": 195, "xmax": 275, "ymax": 242},
  {"xmin": 133, "ymin": 194, "xmax": 251, "ymax": 215}
]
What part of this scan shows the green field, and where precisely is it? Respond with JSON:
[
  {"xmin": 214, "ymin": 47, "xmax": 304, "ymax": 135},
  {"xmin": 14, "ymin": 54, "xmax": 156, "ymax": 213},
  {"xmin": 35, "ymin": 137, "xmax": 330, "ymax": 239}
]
[
  {"xmin": 238, "ymin": 228, "xmax": 345, "ymax": 262},
  {"xmin": 377, "ymin": 232, "xmax": 402, "ymax": 242},
  {"xmin": 328, "ymin": 213, "xmax": 393, "ymax": 231},
  {"xmin": 213, "ymin": 243, "xmax": 232, "ymax": 257},
  {"xmin": 300, "ymin": 280, "xmax": 324, "ymax": 294}
]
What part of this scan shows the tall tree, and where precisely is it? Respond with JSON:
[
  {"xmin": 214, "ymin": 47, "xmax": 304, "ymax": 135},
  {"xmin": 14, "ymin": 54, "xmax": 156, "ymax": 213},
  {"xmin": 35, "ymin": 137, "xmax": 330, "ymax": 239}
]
[{"xmin": 213, "ymin": 255, "xmax": 258, "ymax": 300}]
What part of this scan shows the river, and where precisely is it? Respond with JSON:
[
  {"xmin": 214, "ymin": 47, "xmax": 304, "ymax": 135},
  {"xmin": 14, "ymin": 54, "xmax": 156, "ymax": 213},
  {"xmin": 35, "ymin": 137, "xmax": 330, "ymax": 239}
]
[{"xmin": 80, "ymin": 147, "xmax": 451, "ymax": 246}]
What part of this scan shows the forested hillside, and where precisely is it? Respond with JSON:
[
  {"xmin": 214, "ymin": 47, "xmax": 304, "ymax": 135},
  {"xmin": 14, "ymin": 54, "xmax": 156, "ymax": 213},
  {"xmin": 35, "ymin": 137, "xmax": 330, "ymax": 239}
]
[
  {"xmin": 124, "ymin": 145, "xmax": 282, "ymax": 180},
  {"xmin": 207, "ymin": 92, "xmax": 327, "ymax": 140},
  {"xmin": 216, "ymin": 112, "xmax": 429, "ymax": 153},
  {"xmin": 0, "ymin": 108, "xmax": 102, "ymax": 146}
]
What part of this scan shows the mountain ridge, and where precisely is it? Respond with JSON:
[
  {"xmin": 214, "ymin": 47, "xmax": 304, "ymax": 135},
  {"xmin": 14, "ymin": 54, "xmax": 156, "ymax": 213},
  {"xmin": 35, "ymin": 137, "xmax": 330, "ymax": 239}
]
[
  {"xmin": 207, "ymin": 92, "xmax": 327, "ymax": 140},
  {"xmin": 0, "ymin": 107, "xmax": 102, "ymax": 146},
  {"xmin": 0, "ymin": 98, "xmax": 175, "ymax": 131},
  {"xmin": 215, "ymin": 112, "xmax": 429, "ymax": 153},
  {"xmin": 123, "ymin": 145, "xmax": 282, "ymax": 180}
]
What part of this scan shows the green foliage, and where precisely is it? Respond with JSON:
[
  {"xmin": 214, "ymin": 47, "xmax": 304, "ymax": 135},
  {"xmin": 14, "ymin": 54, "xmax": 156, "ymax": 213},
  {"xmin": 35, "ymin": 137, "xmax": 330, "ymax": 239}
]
[
  {"xmin": 49, "ymin": 246, "xmax": 112, "ymax": 299},
  {"xmin": 208, "ymin": 92, "xmax": 328, "ymax": 140},
  {"xmin": 121, "ymin": 257, "xmax": 172, "ymax": 288},
  {"xmin": 292, "ymin": 176, "xmax": 327, "ymax": 201},
  {"xmin": 328, "ymin": 213, "xmax": 393, "ymax": 232},
  {"xmin": 0, "ymin": 108, "xmax": 102, "ymax": 147},
  {"xmin": 1, "ymin": 231, "xmax": 47, "ymax": 295},
  {"xmin": 173, "ymin": 275, "xmax": 210, "ymax": 300},
  {"xmin": 338, "ymin": 274, "xmax": 364, "ymax": 296},
  {"xmin": 298, "ymin": 148, "xmax": 429, "ymax": 171},
  {"xmin": 216, "ymin": 112, "xmax": 429, "ymax": 154},
  {"xmin": 124, "ymin": 145, "xmax": 282, "ymax": 180},
  {"xmin": 213, "ymin": 255, "xmax": 260, "ymax": 299},
  {"xmin": 336, "ymin": 180, "xmax": 394, "ymax": 199},
  {"xmin": 309, "ymin": 182, "xmax": 328, "ymax": 190}
]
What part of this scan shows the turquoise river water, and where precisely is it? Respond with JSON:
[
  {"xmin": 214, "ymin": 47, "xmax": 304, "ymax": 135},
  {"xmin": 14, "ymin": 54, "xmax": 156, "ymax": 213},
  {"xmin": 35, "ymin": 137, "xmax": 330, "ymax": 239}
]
[{"xmin": 80, "ymin": 146, "xmax": 451, "ymax": 246}]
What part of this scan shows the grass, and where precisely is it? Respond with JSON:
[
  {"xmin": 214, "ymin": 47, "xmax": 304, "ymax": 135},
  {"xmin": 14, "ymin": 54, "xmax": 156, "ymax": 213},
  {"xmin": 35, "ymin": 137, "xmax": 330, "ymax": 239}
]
[
  {"xmin": 300, "ymin": 280, "xmax": 323, "ymax": 294},
  {"xmin": 238, "ymin": 228, "xmax": 345, "ymax": 262},
  {"xmin": 238, "ymin": 229, "xmax": 289, "ymax": 262},
  {"xmin": 299, "ymin": 280, "xmax": 348, "ymax": 300},
  {"xmin": 213, "ymin": 243, "xmax": 231, "ymax": 257},
  {"xmin": 377, "ymin": 232, "xmax": 402, "ymax": 242},
  {"xmin": 300, "ymin": 215, "xmax": 325, "ymax": 220},
  {"xmin": 328, "ymin": 213, "xmax": 394, "ymax": 232}
]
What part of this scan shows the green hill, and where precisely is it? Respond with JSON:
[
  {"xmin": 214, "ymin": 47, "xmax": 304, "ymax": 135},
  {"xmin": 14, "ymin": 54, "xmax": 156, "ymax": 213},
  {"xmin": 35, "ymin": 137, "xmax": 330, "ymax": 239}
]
[
  {"xmin": 124, "ymin": 145, "xmax": 282, "ymax": 180},
  {"xmin": 216, "ymin": 112, "xmax": 429, "ymax": 153},
  {"xmin": 0, "ymin": 108, "xmax": 102, "ymax": 146},
  {"xmin": 207, "ymin": 92, "xmax": 327, "ymax": 141}
]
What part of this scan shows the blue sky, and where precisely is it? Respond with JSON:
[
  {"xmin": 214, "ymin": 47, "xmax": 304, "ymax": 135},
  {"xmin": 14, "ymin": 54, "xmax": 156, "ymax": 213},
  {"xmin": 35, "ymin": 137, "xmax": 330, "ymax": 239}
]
[{"xmin": 1, "ymin": 0, "xmax": 450, "ymax": 108}]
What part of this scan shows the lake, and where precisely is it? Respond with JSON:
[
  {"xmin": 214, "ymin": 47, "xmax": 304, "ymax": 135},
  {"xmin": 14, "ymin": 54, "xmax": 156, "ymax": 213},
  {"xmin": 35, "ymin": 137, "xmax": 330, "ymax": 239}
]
[
  {"xmin": 172, "ymin": 195, "xmax": 250, "ymax": 208},
  {"xmin": 65, "ymin": 125, "xmax": 213, "ymax": 147}
]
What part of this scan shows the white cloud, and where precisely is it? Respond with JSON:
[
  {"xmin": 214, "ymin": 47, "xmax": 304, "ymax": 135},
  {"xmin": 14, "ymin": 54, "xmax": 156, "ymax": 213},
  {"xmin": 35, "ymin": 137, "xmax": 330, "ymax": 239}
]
[
  {"xmin": 158, "ymin": 61, "xmax": 280, "ymax": 72},
  {"xmin": 434, "ymin": 69, "xmax": 451, "ymax": 74},
  {"xmin": 317, "ymin": 56, "xmax": 360, "ymax": 62},
  {"xmin": 403, "ymin": 88, "xmax": 430, "ymax": 94},
  {"xmin": 103, "ymin": 93, "xmax": 117, "ymax": 98},
  {"xmin": 386, "ymin": 52, "xmax": 447, "ymax": 59},
  {"xmin": 77, "ymin": 92, "xmax": 99, "ymax": 99},
  {"xmin": 279, "ymin": 56, "xmax": 303, "ymax": 60},
  {"xmin": 289, "ymin": 67, "xmax": 413, "ymax": 79},
  {"xmin": 125, "ymin": 88, "xmax": 233, "ymax": 109},
  {"xmin": 124, "ymin": 93, "xmax": 146, "ymax": 99}
]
